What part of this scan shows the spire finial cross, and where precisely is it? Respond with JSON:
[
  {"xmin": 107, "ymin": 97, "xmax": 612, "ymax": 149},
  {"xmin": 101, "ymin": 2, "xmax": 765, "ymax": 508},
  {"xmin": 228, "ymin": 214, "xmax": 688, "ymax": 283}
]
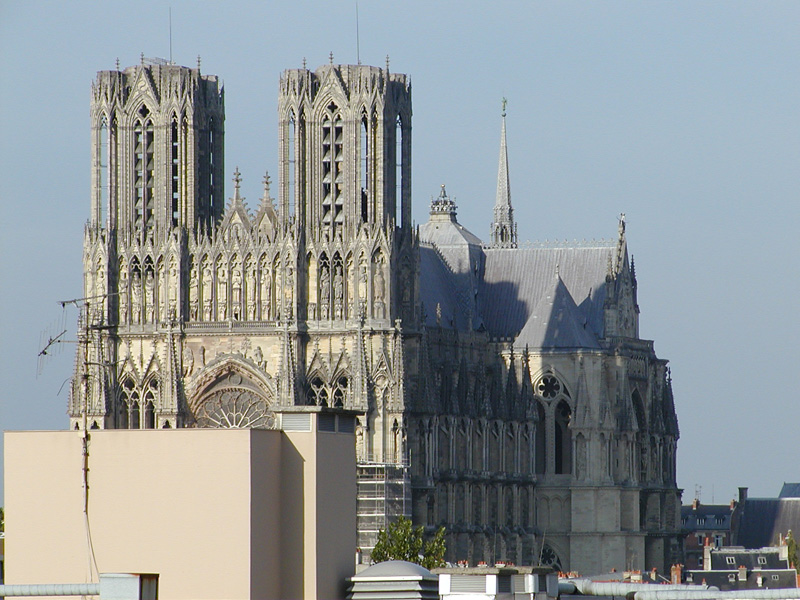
[
  {"xmin": 386, "ymin": 54, "xmax": 390, "ymax": 72},
  {"xmin": 197, "ymin": 55, "xmax": 202, "ymax": 71},
  {"xmin": 302, "ymin": 57, "xmax": 307, "ymax": 70},
  {"xmin": 502, "ymin": 97, "xmax": 507, "ymax": 118},
  {"xmin": 233, "ymin": 167, "xmax": 242, "ymax": 190},
  {"xmin": 329, "ymin": 51, "xmax": 334, "ymax": 64},
  {"xmin": 116, "ymin": 57, "xmax": 120, "ymax": 70}
]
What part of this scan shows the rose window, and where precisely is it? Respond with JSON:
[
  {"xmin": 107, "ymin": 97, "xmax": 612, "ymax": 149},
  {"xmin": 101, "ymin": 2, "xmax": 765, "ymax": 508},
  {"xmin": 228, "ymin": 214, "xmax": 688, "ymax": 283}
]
[
  {"xmin": 537, "ymin": 375, "xmax": 561, "ymax": 399},
  {"xmin": 539, "ymin": 545, "xmax": 562, "ymax": 571},
  {"xmin": 196, "ymin": 388, "xmax": 275, "ymax": 429}
]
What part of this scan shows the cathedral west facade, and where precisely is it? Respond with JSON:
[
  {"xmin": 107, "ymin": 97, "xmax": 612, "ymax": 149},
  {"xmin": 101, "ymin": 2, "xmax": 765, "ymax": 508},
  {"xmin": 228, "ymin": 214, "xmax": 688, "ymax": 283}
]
[{"xmin": 71, "ymin": 58, "xmax": 681, "ymax": 574}]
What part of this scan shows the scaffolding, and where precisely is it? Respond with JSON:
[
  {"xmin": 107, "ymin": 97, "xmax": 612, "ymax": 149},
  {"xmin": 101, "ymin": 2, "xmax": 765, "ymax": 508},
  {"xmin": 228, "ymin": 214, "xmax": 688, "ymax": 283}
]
[{"xmin": 356, "ymin": 462, "xmax": 411, "ymax": 554}]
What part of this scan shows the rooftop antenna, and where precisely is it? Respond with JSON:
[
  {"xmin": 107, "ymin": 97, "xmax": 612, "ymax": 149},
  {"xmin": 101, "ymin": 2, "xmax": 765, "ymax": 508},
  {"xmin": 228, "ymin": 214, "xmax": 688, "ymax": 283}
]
[
  {"xmin": 37, "ymin": 303, "xmax": 68, "ymax": 376},
  {"xmin": 356, "ymin": 2, "xmax": 361, "ymax": 65}
]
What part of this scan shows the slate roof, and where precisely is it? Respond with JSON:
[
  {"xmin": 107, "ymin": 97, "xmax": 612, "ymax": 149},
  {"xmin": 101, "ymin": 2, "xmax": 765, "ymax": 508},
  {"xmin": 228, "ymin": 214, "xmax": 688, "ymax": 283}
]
[
  {"xmin": 686, "ymin": 548, "xmax": 796, "ymax": 590},
  {"xmin": 709, "ymin": 548, "xmax": 788, "ymax": 570},
  {"xmin": 780, "ymin": 483, "xmax": 800, "ymax": 498},
  {"xmin": 687, "ymin": 569, "xmax": 797, "ymax": 591},
  {"xmin": 479, "ymin": 243, "xmax": 613, "ymax": 343},
  {"xmin": 737, "ymin": 498, "xmax": 800, "ymax": 548},
  {"xmin": 681, "ymin": 503, "xmax": 733, "ymax": 531},
  {"xmin": 418, "ymin": 198, "xmax": 616, "ymax": 349},
  {"xmin": 515, "ymin": 274, "xmax": 600, "ymax": 349},
  {"xmin": 419, "ymin": 245, "xmax": 476, "ymax": 330}
]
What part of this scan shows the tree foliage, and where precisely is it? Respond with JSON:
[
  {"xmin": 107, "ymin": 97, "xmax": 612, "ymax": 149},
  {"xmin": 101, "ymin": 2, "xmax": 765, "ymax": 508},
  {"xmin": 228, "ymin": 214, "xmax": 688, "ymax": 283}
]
[
  {"xmin": 787, "ymin": 530, "xmax": 799, "ymax": 574},
  {"xmin": 370, "ymin": 516, "xmax": 446, "ymax": 570}
]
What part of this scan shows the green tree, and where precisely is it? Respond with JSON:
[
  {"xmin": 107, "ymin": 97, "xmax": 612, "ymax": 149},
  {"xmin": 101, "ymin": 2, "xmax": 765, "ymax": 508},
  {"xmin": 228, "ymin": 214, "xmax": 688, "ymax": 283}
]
[
  {"xmin": 370, "ymin": 516, "xmax": 446, "ymax": 570},
  {"xmin": 787, "ymin": 530, "xmax": 799, "ymax": 574}
]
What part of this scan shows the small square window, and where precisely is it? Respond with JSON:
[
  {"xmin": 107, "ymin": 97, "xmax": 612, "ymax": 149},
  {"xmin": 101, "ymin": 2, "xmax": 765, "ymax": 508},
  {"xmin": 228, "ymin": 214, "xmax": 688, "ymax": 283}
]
[
  {"xmin": 758, "ymin": 556, "xmax": 767, "ymax": 565},
  {"xmin": 772, "ymin": 575, "xmax": 780, "ymax": 580},
  {"xmin": 726, "ymin": 556, "xmax": 736, "ymax": 565}
]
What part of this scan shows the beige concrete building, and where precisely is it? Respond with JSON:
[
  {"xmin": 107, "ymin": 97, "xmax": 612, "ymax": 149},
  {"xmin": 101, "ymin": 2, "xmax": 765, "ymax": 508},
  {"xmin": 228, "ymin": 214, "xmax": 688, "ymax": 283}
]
[
  {"xmin": 70, "ymin": 58, "xmax": 681, "ymax": 574},
  {"xmin": 4, "ymin": 413, "xmax": 356, "ymax": 599}
]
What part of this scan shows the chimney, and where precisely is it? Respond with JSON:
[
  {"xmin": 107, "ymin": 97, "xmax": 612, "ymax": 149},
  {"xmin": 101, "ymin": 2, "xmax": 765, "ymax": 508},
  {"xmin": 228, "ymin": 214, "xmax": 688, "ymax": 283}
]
[
  {"xmin": 730, "ymin": 498, "xmax": 736, "ymax": 510},
  {"xmin": 692, "ymin": 498, "xmax": 700, "ymax": 510},
  {"xmin": 650, "ymin": 568, "xmax": 658, "ymax": 581},
  {"xmin": 703, "ymin": 544, "xmax": 712, "ymax": 570},
  {"xmin": 738, "ymin": 565, "xmax": 747, "ymax": 581},
  {"xmin": 671, "ymin": 564, "xmax": 683, "ymax": 585},
  {"xmin": 739, "ymin": 487, "xmax": 748, "ymax": 504}
]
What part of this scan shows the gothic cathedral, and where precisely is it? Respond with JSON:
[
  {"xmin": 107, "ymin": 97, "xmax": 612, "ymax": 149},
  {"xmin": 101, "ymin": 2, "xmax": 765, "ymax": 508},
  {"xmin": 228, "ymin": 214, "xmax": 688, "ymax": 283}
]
[{"xmin": 72, "ymin": 59, "xmax": 681, "ymax": 574}]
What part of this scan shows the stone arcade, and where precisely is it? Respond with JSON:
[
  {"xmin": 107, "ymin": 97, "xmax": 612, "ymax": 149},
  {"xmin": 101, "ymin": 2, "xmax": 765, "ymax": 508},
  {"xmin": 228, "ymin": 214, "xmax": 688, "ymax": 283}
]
[{"xmin": 72, "ymin": 59, "xmax": 681, "ymax": 574}]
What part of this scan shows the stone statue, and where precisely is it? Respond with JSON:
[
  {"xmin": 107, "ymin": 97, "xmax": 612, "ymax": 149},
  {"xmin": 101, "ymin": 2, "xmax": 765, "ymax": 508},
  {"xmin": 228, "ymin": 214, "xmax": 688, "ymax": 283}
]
[
  {"xmin": 333, "ymin": 265, "xmax": 344, "ymax": 319},
  {"xmin": 144, "ymin": 270, "xmax": 155, "ymax": 323},
  {"xmin": 168, "ymin": 260, "xmax": 179, "ymax": 318},
  {"xmin": 189, "ymin": 268, "xmax": 199, "ymax": 320},
  {"xmin": 232, "ymin": 267, "xmax": 242, "ymax": 307},
  {"xmin": 119, "ymin": 267, "xmax": 128, "ymax": 323},
  {"xmin": 261, "ymin": 268, "xmax": 271, "ymax": 319},
  {"xmin": 95, "ymin": 265, "xmax": 106, "ymax": 322},
  {"xmin": 183, "ymin": 345, "xmax": 194, "ymax": 376},
  {"xmin": 374, "ymin": 264, "xmax": 385, "ymax": 318},
  {"xmin": 253, "ymin": 346, "xmax": 265, "ymax": 370},
  {"xmin": 320, "ymin": 264, "xmax": 330, "ymax": 318},
  {"xmin": 217, "ymin": 267, "xmax": 228, "ymax": 320},
  {"xmin": 358, "ymin": 255, "xmax": 368, "ymax": 300},
  {"xmin": 131, "ymin": 271, "xmax": 142, "ymax": 324},
  {"xmin": 374, "ymin": 266, "xmax": 385, "ymax": 301},
  {"xmin": 284, "ymin": 264, "xmax": 294, "ymax": 319}
]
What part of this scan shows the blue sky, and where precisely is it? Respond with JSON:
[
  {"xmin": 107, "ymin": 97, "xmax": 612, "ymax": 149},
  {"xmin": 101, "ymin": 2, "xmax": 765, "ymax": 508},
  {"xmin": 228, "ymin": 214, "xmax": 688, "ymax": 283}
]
[{"xmin": 1, "ymin": 1, "xmax": 799, "ymax": 503}]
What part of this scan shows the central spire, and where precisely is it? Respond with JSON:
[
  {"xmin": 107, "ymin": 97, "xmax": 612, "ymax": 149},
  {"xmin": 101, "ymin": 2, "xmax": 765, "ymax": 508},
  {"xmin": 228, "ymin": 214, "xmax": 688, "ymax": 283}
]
[{"xmin": 490, "ymin": 98, "xmax": 517, "ymax": 248}]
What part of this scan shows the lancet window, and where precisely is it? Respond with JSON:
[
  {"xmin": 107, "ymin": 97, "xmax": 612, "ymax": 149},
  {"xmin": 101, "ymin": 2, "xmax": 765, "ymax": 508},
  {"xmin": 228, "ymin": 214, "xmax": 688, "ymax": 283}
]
[
  {"xmin": 117, "ymin": 376, "xmax": 158, "ymax": 429},
  {"xmin": 395, "ymin": 114, "xmax": 403, "ymax": 226},
  {"xmin": 533, "ymin": 372, "xmax": 572, "ymax": 475},
  {"xmin": 287, "ymin": 113, "xmax": 296, "ymax": 217},
  {"xmin": 133, "ymin": 106, "xmax": 154, "ymax": 228},
  {"xmin": 306, "ymin": 373, "xmax": 349, "ymax": 408},
  {"xmin": 170, "ymin": 117, "xmax": 179, "ymax": 227},
  {"xmin": 99, "ymin": 116, "xmax": 108, "ymax": 225},
  {"xmin": 320, "ymin": 104, "xmax": 343, "ymax": 228}
]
